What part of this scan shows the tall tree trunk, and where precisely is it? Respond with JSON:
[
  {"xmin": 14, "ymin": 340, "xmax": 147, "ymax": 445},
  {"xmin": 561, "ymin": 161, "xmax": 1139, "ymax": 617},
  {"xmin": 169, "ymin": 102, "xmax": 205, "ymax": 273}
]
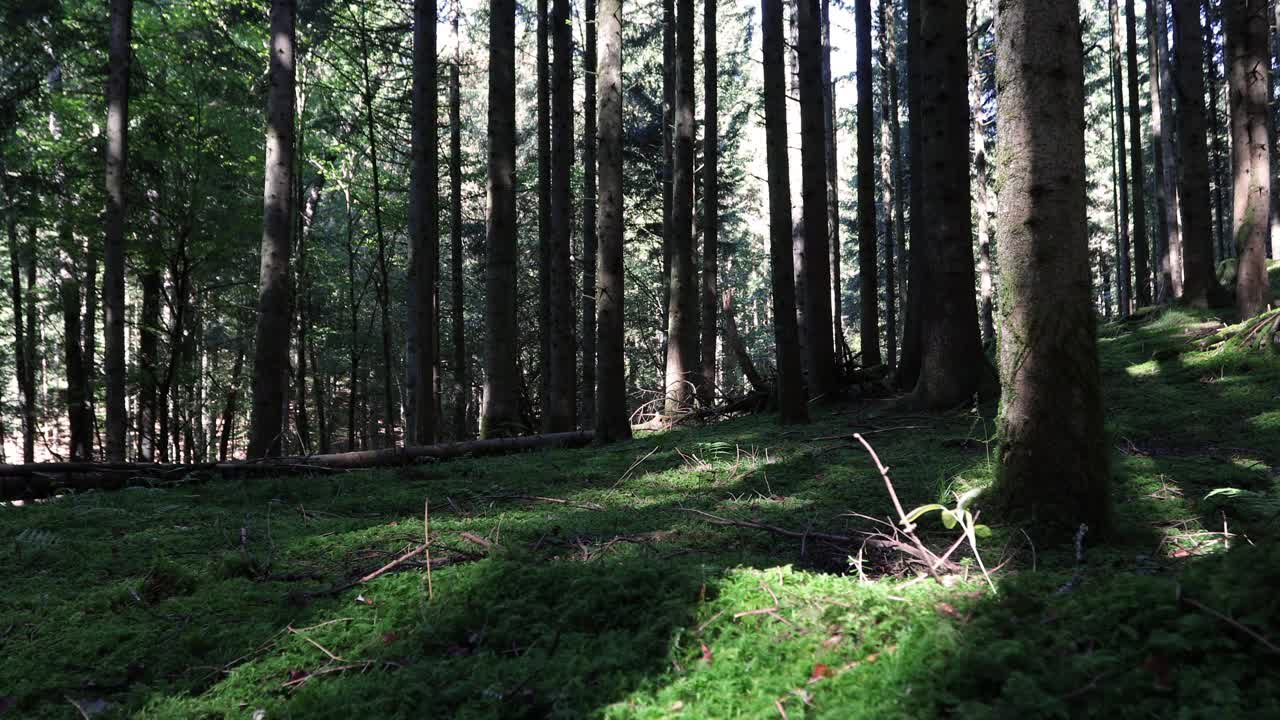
[
  {"xmin": 896, "ymin": 0, "xmax": 923, "ymax": 389},
  {"xmin": 855, "ymin": 0, "xmax": 880, "ymax": 367},
  {"xmin": 4, "ymin": 175, "xmax": 35, "ymax": 463},
  {"xmin": 797, "ymin": 0, "xmax": 837, "ymax": 397},
  {"xmin": 1126, "ymin": 0, "xmax": 1151, "ymax": 306},
  {"xmin": 343, "ymin": 180, "xmax": 360, "ymax": 451},
  {"xmin": 537, "ymin": 0, "xmax": 552, "ymax": 423},
  {"xmin": 247, "ymin": 0, "xmax": 296, "ymax": 458},
  {"xmin": 763, "ymin": 0, "xmax": 810, "ymax": 425},
  {"xmin": 218, "ymin": 333, "xmax": 246, "ymax": 461},
  {"xmin": 1226, "ymin": 0, "xmax": 1275, "ymax": 317},
  {"xmin": 545, "ymin": 0, "xmax": 577, "ymax": 431},
  {"xmin": 295, "ymin": 176, "xmax": 323, "ymax": 451},
  {"xmin": 595, "ymin": 0, "xmax": 631, "ymax": 443},
  {"xmin": 103, "ymin": 0, "xmax": 132, "ymax": 461},
  {"xmin": 1173, "ymin": 0, "xmax": 1227, "ymax": 306},
  {"xmin": 969, "ymin": 0, "xmax": 995, "ymax": 344},
  {"xmin": 407, "ymin": 0, "xmax": 438, "ymax": 445},
  {"xmin": 581, "ymin": 0, "xmax": 598, "ymax": 430},
  {"xmin": 1157, "ymin": 0, "xmax": 1185, "ymax": 298},
  {"xmin": 1110, "ymin": 0, "xmax": 1133, "ymax": 318},
  {"xmin": 356, "ymin": 10, "xmax": 397, "ymax": 447},
  {"xmin": 449, "ymin": 10, "xmax": 468, "ymax": 439},
  {"xmin": 137, "ymin": 269, "xmax": 160, "ymax": 461},
  {"xmin": 662, "ymin": 0, "xmax": 674, "ymax": 341},
  {"xmin": 481, "ymin": 0, "xmax": 522, "ymax": 438},
  {"xmin": 878, "ymin": 0, "xmax": 902, "ymax": 369},
  {"xmin": 824, "ymin": 0, "xmax": 842, "ymax": 354},
  {"xmin": 664, "ymin": 0, "xmax": 698, "ymax": 414},
  {"xmin": 1148, "ymin": 0, "xmax": 1174, "ymax": 302},
  {"xmin": 909, "ymin": 0, "xmax": 994, "ymax": 409},
  {"xmin": 992, "ymin": 0, "xmax": 1110, "ymax": 537},
  {"xmin": 699, "ymin": 0, "xmax": 719, "ymax": 407},
  {"xmin": 1206, "ymin": 2, "xmax": 1231, "ymax": 261}
]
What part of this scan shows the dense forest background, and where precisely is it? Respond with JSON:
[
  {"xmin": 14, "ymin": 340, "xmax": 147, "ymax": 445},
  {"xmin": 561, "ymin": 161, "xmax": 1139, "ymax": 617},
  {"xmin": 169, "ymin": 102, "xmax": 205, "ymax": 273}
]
[{"xmin": 0, "ymin": 0, "xmax": 1275, "ymax": 466}]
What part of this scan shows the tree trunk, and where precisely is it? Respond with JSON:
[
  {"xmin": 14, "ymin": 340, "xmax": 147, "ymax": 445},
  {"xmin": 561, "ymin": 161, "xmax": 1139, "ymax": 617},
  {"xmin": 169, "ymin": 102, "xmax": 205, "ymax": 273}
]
[
  {"xmin": 247, "ymin": 0, "xmax": 296, "ymax": 458},
  {"xmin": 662, "ymin": 0, "xmax": 674, "ymax": 342},
  {"xmin": 969, "ymin": 0, "xmax": 995, "ymax": 345},
  {"xmin": 137, "ymin": 269, "xmax": 160, "ymax": 461},
  {"xmin": 1110, "ymin": 0, "xmax": 1133, "ymax": 318},
  {"xmin": 581, "ymin": 0, "xmax": 598, "ymax": 430},
  {"xmin": 594, "ymin": 0, "xmax": 631, "ymax": 444},
  {"xmin": 824, "ymin": 0, "xmax": 842, "ymax": 359},
  {"xmin": 1126, "ymin": 0, "xmax": 1151, "ymax": 307},
  {"xmin": 896, "ymin": 0, "xmax": 923, "ymax": 389},
  {"xmin": 546, "ymin": 0, "xmax": 577, "ymax": 432},
  {"xmin": 1173, "ymin": 0, "xmax": 1227, "ymax": 306},
  {"xmin": 1157, "ymin": 0, "xmax": 1185, "ymax": 298},
  {"xmin": 355, "ymin": 10, "xmax": 397, "ymax": 447},
  {"xmin": 878, "ymin": 0, "xmax": 902, "ymax": 369},
  {"xmin": 992, "ymin": 0, "xmax": 1111, "ymax": 537},
  {"xmin": 664, "ymin": 0, "xmax": 698, "ymax": 414},
  {"xmin": 699, "ymin": 0, "xmax": 719, "ymax": 407},
  {"xmin": 909, "ymin": 0, "xmax": 995, "ymax": 409},
  {"xmin": 852, "ymin": 0, "xmax": 880, "ymax": 369},
  {"xmin": 1148, "ymin": 0, "xmax": 1174, "ymax": 303},
  {"xmin": 537, "ymin": 0, "xmax": 552, "ymax": 424},
  {"xmin": 407, "ymin": 0, "xmax": 438, "ymax": 446},
  {"xmin": 481, "ymin": 0, "xmax": 522, "ymax": 438},
  {"xmin": 449, "ymin": 10, "xmax": 468, "ymax": 439},
  {"xmin": 798, "ymin": 0, "xmax": 837, "ymax": 397},
  {"xmin": 103, "ymin": 0, "xmax": 132, "ymax": 461},
  {"xmin": 1206, "ymin": 2, "xmax": 1231, "ymax": 261},
  {"xmin": 1226, "ymin": 0, "xmax": 1275, "ymax": 317},
  {"xmin": 343, "ymin": 180, "xmax": 360, "ymax": 451},
  {"xmin": 295, "ymin": 176, "xmax": 324, "ymax": 452},
  {"xmin": 3, "ymin": 172, "xmax": 34, "ymax": 463},
  {"xmin": 763, "ymin": 0, "xmax": 810, "ymax": 425},
  {"xmin": 720, "ymin": 290, "xmax": 769, "ymax": 395}
]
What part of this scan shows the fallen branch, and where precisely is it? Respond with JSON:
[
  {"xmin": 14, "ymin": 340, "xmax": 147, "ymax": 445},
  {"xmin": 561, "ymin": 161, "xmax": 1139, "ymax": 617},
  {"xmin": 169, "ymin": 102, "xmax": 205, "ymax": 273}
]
[{"xmin": 1, "ymin": 431, "xmax": 594, "ymax": 501}]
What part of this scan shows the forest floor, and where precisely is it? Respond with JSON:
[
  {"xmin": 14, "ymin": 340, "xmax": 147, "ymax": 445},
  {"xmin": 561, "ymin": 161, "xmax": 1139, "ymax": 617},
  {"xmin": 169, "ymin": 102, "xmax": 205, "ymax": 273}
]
[{"xmin": 5, "ymin": 267, "xmax": 1280, "ymax": 719}]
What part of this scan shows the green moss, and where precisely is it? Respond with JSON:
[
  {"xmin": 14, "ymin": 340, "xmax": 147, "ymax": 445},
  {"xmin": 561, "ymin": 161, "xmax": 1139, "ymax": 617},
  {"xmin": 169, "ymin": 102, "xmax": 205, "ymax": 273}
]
[{"xmin": 2, "ymin": 312, "xmax": 1278, "ymax": 718}]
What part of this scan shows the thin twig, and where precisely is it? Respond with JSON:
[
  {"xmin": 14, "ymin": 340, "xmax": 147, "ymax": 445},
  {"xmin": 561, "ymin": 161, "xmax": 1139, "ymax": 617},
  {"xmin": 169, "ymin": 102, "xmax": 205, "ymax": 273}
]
[
  {"xmin": 1180, "ymin": 592, "xmax": 1280, "ymax": 654},
  {"xmin": 424, "ymin": 498, "xmax": 433, "ymax": 603}
]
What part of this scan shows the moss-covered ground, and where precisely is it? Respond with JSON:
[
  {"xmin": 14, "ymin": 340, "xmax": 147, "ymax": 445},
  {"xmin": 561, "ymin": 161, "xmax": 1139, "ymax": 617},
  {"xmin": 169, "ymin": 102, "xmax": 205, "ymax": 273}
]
[{"xmin": 4, "ymin": 271, "xmax": 1280, "ymax": 719}]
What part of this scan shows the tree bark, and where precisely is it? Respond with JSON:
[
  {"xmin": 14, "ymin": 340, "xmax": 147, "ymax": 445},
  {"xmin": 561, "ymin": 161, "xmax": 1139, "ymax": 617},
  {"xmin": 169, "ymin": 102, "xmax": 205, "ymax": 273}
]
[
  {"xmin": 1148, "ymin": 0, "xmax": 1174, "ymax": 303},
  {"xmin": 594, "ymin": 0, "xmax": 631, "ymax": 444},
  {"xmin": 662, "ymin": 0, "xmax": 674, "ymax": 339},
  {"xmin": 1126, "ymin": 0, "xmax": 1151, "ymax": 307},
  {"xmin": 896, "ymin": 0, "xmax": 923, "ymax": 389},
  {"xmin": 449, "ymin": 10, "xmax": 468, "ymax": 439},
  {"xmin": 720, "ymin": 290, "xmax": 769, "ymax": 396},
  {"xmin": 3, "ymin": 172, "xmax": 34, "ymax": 462},
  {"xmin": 546, "ymin": 0, "xmax": 577, "ymax": 432},
  {"xmin": 537, "ymin": 0, "xmax": 552, "ymax": 423},
  {"xmin": 1110, "ymin": 0, "xmax": 1133, "ymax": 318},
  {"xmin": 481, "ymin": 0, "xmax": 522, "ymax": 438},
  {"xmin": 356, "ymin": 9, "xmax": 397, "ymax": 447},
  {"xmin": 909, "ymin": 0, "xmax": 995, "ymax": 409},
  {"xmin": 581, "ymin": 0, "xmax": 598, "ymax": 430},
  {"xmin": 664, "ymin": 0, "xmax": 698, "ymax": 414},
  {"xmin": 878, "ymin": 0, "xmax": 902, "ymax": 369},
  {"xmin": 1173, "ymin": 0, "xmax": 1228, "ymax": 306},
  {"xmin": 763, "ymin": 0, "xmax": 810, "ymax": 425},
  {"xmin": 992, "ymin": 0, "xmax": 1111, "ymax": 536},
  {"xmin": 824, "ymin": 0, "xmax": 842, "ymax": 359},
  {"xmin": 103, "ymin": 0, "xmax": 132, "ymax": 461},
  {"xmin": 797, "ymin": 0, "xmax": 837, "ymax": 397},
  {"xmin": 294, "ymin": 176, "xmax": 323, "ymax": 452},
  {"xmin": 1226, "ymin": 0, "xmax": 1275, "ymax": 317},
  {"xmin": 247, "ymin": 0, "xmax": 296, "ymax": 458},
  {"xmin": 1157, "ymin": 0, "xmax": 1185, "ymax": 298},
  {"xmin": 854, "ymin": 0, "xmax": 880, "ymax": 368},
  {"xmin": 699, "ymin": 0, "xmax": 719, "ymax": 406},
  {"xmin": 407, "ymin": 0, "xmax": 438, "ymax": 446},
  {"xmin": 969, "ymin": 0, "xmax": 995, "ymax": 345},
  {"xmin": 1206, "ymin": 2, "xmax": 1231, "ymax": 261}
]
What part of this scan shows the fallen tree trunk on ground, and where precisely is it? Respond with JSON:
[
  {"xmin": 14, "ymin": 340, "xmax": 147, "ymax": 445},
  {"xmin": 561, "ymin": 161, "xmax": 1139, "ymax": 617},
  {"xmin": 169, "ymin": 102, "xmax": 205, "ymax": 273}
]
[{"xmin": 0, "ymin": 431, "xmax": 594, "ymax": 502}]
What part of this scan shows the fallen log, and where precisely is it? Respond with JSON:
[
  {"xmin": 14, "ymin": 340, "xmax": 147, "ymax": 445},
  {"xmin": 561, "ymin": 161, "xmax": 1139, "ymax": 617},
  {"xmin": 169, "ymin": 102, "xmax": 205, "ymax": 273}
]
[{"xmin": 0, "ymin": 431, "xmax": 594, "ymax": 502}]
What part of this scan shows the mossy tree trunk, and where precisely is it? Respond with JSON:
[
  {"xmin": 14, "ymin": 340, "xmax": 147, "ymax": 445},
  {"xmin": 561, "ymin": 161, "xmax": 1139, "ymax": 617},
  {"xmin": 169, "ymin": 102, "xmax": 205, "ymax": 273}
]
[
  {"xmin": 1225, "ymin": 0, "xmax": 1275, "ymax": 318},
  {"xmin": 993, "ymin": 0, "xmax": 1111, "ymax": 536}
]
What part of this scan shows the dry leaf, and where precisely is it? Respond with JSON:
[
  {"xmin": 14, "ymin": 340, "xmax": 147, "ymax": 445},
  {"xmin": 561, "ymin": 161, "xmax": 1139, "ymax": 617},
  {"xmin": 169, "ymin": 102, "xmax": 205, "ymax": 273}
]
[{"xmin": 808, "ymin": 663, "xmax": 834, "ymax": 683}]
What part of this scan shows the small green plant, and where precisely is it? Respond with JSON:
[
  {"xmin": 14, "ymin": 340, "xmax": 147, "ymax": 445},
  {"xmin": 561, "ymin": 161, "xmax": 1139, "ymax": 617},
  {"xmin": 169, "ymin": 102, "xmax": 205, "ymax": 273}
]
[{"xmin": 900, "ymin": 487, "xmax": 996, "ymax": 593}]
